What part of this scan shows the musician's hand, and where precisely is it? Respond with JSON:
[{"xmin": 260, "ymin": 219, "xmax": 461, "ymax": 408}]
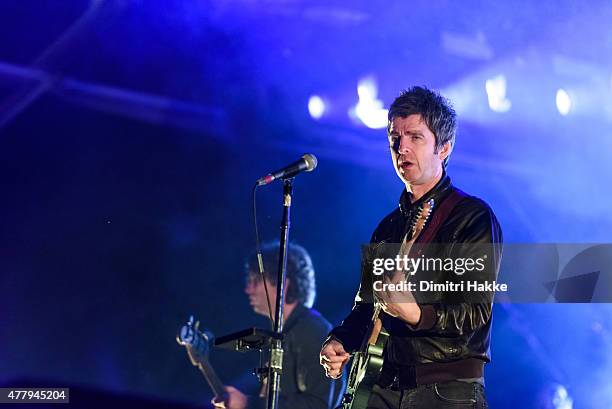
[
  {"xmin": 379, "ymin": 298, "xmax": 421, "ymax": 325},
  {"xmin": 376, "ymin": 271, "xmax": 421, "ymax": 325},
  {"xmin": 320, "ymin": 339, "xmax": 349, "ymax": 379},
  {"xmin": 211, "ymin": 386, "xmax": 247, "ymax": 409}
]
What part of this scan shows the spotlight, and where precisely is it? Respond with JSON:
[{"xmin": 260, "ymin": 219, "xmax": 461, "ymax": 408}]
[
  {"xmin": 556, "ymin": 88, "xmax": 572, "ymax": 116},
  {"xmin": 552, "ymin": 384, "xmax": 573, "ymax": 409},
  {"xmin": 351, "ymin": 77, "xmax": 388, "ymax": 129},
  {"xmin": 308, "ymin": 95, "xmax": 325, "ymax": 119},
  {"xmin": 485, "ymin": 74, "xmax": 511, "ymax": 113}
]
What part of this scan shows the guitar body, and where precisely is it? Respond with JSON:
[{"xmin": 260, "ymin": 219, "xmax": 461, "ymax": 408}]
[{"xmin": 339, "ymin": 329, "xmax": 388, "ymax": 409}]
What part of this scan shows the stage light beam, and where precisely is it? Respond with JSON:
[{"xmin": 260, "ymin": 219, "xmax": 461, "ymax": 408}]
[
  {"xmin": 485, "ymin": 74, "xmax": 511, "ymax": 113},
  {"xmin": 556, "ymin": 88, "xmax": 572, "ymax": 116},
  {"xmin": 351, "ymin": 77, "xmax": 388, "ymax": 129},
  {"xmin": 553, "ymin": 384, "xmax": 573, "ymax": 409},
  {"xmin": 308, "ymin": 95, "xmax": 325, "ymax": 119}
]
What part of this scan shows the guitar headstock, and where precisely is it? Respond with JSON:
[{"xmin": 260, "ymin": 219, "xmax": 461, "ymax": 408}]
[
  {"xmin": 412, "ymin": 198, "xmax": 435, "ymax": 238},
  {"xmin": 177, "ymin": 316, "xmax": 228, "ymax": 402},
  {"xmin": 177, "ymin": 315, "xmax": 214, "ymax": 366}
]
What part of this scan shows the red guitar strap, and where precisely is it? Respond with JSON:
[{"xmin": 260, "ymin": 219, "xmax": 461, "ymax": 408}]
[{"xmin": 415, "ymin": 188, "xmax": 467, "ymax": 245}]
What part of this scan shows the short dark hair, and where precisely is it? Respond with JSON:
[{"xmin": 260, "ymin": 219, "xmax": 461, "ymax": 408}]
[
  {"xmin": 246, "ymin": 241, "xmax": 316, "ymax": 308},
  {"xmin": 388, "ymin": 86, "xmax": 457, "ymax": 167}
]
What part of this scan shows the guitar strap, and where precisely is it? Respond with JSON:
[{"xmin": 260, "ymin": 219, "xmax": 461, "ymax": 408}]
[
  {"xmin": 414, "ymin": 188, "xmax": 467, "ymax": 246},
  {"xmin": 370, "ymin": 188, "xmax": 467, "ymax": 344},
  {"xmin": 340, "ymin": 188, "xmax": 471, "ymax": 407},
  {"xmin": 400, "ymin": 187, "xmax": 468, "ymax": 262}
]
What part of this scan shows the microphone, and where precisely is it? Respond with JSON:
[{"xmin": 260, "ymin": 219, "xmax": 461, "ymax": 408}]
[{"xmin": 256, "ymin": 154, "xmax": 318, "ymax": 186}]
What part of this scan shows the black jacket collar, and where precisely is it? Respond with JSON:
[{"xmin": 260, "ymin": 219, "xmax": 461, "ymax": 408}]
[{"xmin": 398, "ymin": 170, "xmax": 452, "ymax": 217}]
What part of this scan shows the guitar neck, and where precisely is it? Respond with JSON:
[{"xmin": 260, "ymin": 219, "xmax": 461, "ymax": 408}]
[
  {"xmin": 197, "ymin": 357, "xmax": 226, "ymax": 399},
  {"xmin": 358, "ymin": 304, "xmax": 382, "ymax": 352}
]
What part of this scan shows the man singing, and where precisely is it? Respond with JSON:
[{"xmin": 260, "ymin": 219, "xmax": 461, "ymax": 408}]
[{"xmin": 320, "ymin": 86, "xmax": 502, "ymax": 408}]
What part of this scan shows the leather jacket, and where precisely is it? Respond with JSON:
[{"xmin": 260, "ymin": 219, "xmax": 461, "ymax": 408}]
[{"xmin": 328, "ymin": 172, "xmax": 503, "ymax": 385}]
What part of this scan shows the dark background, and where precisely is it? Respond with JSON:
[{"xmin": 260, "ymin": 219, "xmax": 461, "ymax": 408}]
[{"xmin": 1, "ymin": 1, "xmax": 612, "ymax": 408}]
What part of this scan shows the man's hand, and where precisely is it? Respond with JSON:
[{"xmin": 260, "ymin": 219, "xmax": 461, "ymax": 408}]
[
  {"xmin": 376, "ymin": 271, "xmax": 421, "ymax": 325},
  {"xmin": 211, "ymin": 386, "xmax": 248, "ymax": 409},
  {"xmin": 319, "ymin": 339, "xmax": 350, "ymax": 379}
]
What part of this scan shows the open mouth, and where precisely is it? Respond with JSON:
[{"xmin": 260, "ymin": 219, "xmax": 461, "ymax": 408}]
[{"xmin": 399, "ymin": 160, "xmax": 414, "ymax": 170}]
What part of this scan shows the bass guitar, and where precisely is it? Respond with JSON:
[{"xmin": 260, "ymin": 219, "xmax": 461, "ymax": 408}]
[{"xmin": 177, "ymin": 315, "xmax": 228, "ymax": 406}]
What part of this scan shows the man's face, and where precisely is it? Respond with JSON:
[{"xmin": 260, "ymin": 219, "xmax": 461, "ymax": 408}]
[
  {"xmin": 388, "ymin": 114, "xmax": 449, "ymax": 187},
  {"xmin": 244, "ymin": 272, "xmax": 277, "ymax": 317}
]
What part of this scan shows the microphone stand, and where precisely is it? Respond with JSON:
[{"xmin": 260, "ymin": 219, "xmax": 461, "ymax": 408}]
[{"xmin": 266, "ymin": 178, "xmax": 293, "ymax": 409}]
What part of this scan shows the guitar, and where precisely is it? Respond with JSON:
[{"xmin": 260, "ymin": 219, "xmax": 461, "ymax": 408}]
[
  {"xmin": 177, "ymin": 315, "xmax": 228, "ymax": 405},
  {"xmin": 339, "ymin": 304, "xmax": 388, "ymax": 409},
  {"xmin": 339, "ymin": 199, "xmax": 434, "ymax": 409}
]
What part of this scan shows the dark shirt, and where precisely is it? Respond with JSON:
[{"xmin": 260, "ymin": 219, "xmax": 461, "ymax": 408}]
[{"xmin": 253, "ymin": 304, "xmax": 345, "ymax": 409}]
